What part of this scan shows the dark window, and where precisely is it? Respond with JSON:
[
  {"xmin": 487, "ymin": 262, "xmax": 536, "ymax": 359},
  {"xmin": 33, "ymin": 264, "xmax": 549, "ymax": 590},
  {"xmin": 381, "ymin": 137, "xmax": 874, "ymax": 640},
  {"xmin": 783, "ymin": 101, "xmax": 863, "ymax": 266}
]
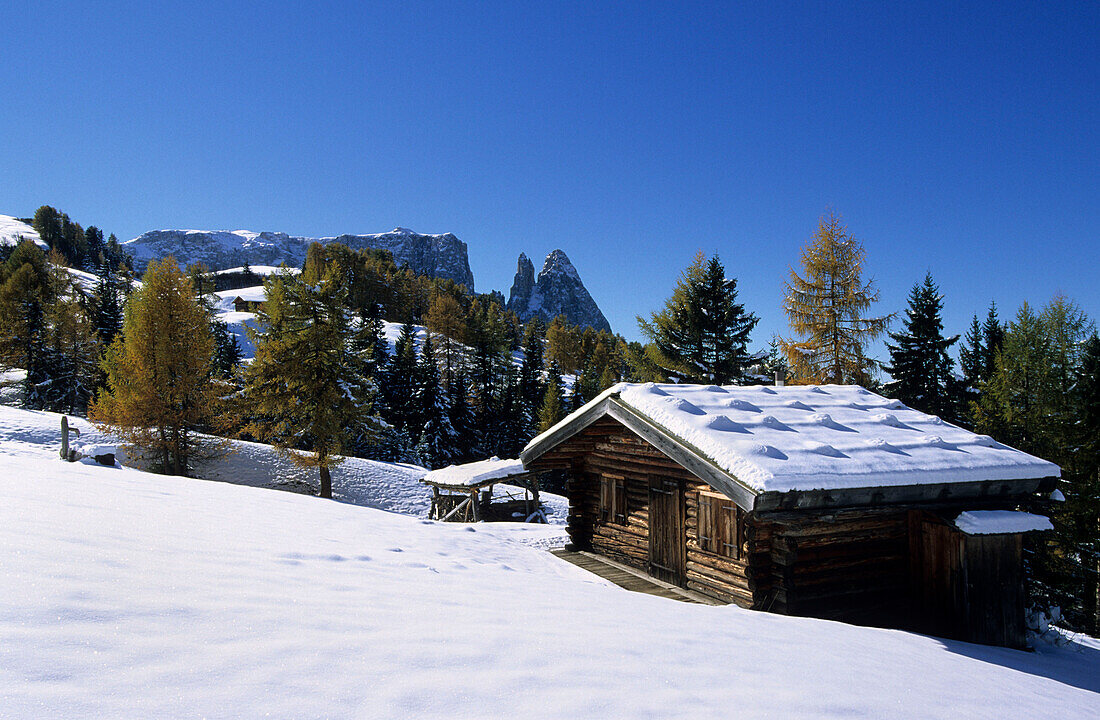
[
  {"xmin": 599, "ymin": 474, "xmax": 627, "ymax": 524},
  {"xmin": 697, "ymin": 491, "xmax": 740, "ymax": 559}
]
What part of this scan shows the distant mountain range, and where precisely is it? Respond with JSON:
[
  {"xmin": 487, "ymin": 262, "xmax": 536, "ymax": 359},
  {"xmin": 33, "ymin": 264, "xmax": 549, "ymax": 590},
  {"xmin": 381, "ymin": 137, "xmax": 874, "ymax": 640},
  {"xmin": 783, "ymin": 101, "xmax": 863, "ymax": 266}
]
[
  {"xmin": 124, "ymin": 227, "xmax": 476, "ymax": 291},
  {"xmin": 121, "ymin": 224, "xmax": 612, "ymax": 331}
]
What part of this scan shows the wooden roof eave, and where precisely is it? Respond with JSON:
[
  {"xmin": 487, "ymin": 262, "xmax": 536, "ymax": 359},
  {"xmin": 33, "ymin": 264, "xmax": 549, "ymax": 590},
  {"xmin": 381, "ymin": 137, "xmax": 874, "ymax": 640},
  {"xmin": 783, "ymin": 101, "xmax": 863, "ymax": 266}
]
[
  {"xmin": 521, "ymin": 394, "xmax": 762, "ymax": 512},
  {"xmin": 753, "ymin": 475, "xmax": 1059, "ymax": 513}
]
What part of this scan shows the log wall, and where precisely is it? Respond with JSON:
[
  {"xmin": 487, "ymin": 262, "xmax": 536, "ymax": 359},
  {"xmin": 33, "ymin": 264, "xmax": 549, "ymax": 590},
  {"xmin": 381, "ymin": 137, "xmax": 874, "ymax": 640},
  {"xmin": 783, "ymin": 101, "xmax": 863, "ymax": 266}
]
[
  {"xmin": 527, "ymin": 418, "xmax": 764, "ymax": 608},
  {"xmin": 755, "ymin": 508, "xmax": 912, "ymax": 628},
  {"xmin": 528, "ymin": 416, "xmax": 1030, "ymax": 646}
]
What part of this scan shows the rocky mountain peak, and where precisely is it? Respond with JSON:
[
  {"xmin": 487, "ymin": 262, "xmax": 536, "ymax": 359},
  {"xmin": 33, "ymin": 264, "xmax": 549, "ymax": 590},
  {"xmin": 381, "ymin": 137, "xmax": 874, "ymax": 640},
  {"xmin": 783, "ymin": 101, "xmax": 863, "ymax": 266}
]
[{"xmin": 507, "ymin": 249, "xmax": 610, "ymax": 332}]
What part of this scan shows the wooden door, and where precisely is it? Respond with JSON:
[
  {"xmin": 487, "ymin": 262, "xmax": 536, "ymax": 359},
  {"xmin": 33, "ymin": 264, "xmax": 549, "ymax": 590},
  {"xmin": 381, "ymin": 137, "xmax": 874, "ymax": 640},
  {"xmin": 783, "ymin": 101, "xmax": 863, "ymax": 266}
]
[{"xmin": 648, "ymin": 476, "xmax": 685, "ymax": 585}]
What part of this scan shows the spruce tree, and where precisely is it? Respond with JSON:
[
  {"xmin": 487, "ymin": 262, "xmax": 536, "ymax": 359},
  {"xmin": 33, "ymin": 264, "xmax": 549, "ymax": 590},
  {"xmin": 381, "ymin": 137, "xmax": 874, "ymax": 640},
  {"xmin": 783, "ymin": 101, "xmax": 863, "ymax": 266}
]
[
  {"xmin": 972, "ymin": 301, "xmax": 1055, "ymax": 454},
  {"xmin": 90, "ymin": 258, "xmax": 225, "ymax": 475},
  {"xmin": 414, "ymin": 334, "xmax": 459, "ymax": 469},
  {"xmin": 383, "ymin": 322, "xmax": 422, "ymax": 436},
  {"xmin": 0, "ymin": 241, "xmax": 54, "ymax": 407},
  {"xmin": 884, "ymin": 273, "xmax": 960, "ymax": 420},
  {"xmin": 493, "ymin": 363, "xmax": 528, "ymax": 458},
  {"xmin": 89, "ymin": 267, "xmax": 124, "ymax": 347},
  {"xmin": 980, "ymin": 301, "xmax": 1005, "ymax": 381},
  {"xmin": 210, "ymin": 319, "xmax": 242, "ymax": 378},
  {"xmin": 639, "ymin": 253, "xmax": 759, "ymax": 384},
  {"xmin": 518, "ymin": 319, "xmax": 546, "ymax": 438},
  {"xmin": 780, "ymin": 211, "xmax": 893, "ymax": 384},
  {"xmin": 959, "ymin": 314, "xmax": 984, "ymax": 387},
  {"xmin": 1074, "ymin": 334, "xmax": 1100, "ymax": 632},
  {"xmin": 38, "ymin": 269, "xmax": 99, "ymax": 414},
  {"xmin": 244, "ymin": 268, "xmax": 378, "ymax": 497},
  {"xmin": 446, "ymin": 370, "xmax": 476, "ymax": 463}
]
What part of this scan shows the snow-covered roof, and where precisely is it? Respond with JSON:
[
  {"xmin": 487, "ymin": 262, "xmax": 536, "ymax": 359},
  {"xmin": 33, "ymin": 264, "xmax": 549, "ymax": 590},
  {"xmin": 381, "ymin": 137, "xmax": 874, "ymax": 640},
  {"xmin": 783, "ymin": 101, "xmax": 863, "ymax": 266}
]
[
  {"xmin": 954, "ymin": 510, "xmax": 1053, "ymax": 535},
  {"xmin": 422, "ymin": 458, "xmax": 528, "ymax": 489},
  {"xmin": 525, "ymin": 383, "xmax": 1060, "ymax": 495},
  {"xmin": 216, "ymin": 285, "xmax": 267, "ymax": 303}
]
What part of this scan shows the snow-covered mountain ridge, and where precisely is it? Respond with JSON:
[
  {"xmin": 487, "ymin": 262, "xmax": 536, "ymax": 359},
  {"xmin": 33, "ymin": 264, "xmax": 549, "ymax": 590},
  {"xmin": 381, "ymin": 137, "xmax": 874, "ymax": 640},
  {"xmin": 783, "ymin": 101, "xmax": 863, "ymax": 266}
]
[{"xmin": 124, "ymin": 226, "xmax": 476, "ymax": 290}]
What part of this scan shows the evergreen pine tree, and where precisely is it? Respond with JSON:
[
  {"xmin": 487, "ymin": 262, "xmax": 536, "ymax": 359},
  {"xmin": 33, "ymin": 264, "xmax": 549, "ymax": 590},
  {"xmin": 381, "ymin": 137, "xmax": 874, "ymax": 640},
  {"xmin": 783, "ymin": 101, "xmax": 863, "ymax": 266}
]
[
  {"xmin": 244, "ymin": 268, "xmax": 378, "ymax": 497},
  {"xmin": 518, "ymin": 319, "xmax": 546, "ymax": 437},
  {"xmin": 90, "ymin": 258, "xmax": 225, "ymax": 475},
  {"xmin": 538, "ymin": 362, "xmax": 566, "ymax": 432},
  {"xmin": 383, "ymin": 322, "xmax": 422, "ymax": 436},
  {"xmin": 210, "ymin": 318, "xmax": 242, "ymax": 377},
  {"xmin": 972, "ymin": 301, "xmax": 1055, "ymax": 454},
  {"xmin": 0, "ymin": 241, "xmax": 54, "ymax": 407},
  {"xmin": 37, "ymin": 269, "xmax": 100, "ymax": 414},
  {"xmin": 638, "ymin": 253, "xmax": 759, "ymax": 384},
  {"xmin": 84, "ymin": 226, "xmax": 104, "ymax": 270},
  {"xmin": 959, "ymin": 314, "xmax": 984, "ymax": 387},
  {"xmin": 980, "ymin": 301, "xmax": 1005, "ymax": 381},
  {"xmin": 493, "ymin": 363, "xmax": 528, "ymax": 458},
  {"xmin": 414, "ymin": 334, "xmax": 459, "ymax": 469},
  {"xmin": 1073, "ymin": 333, "xmax": 1100, "ymax": 633},
  {"xmin": 89, "ymin": 266, "xmax": 124, "ymax": 347},
  {"xmin": 446, "ymin": 370, "xmax": 476, "ymax": 464},
  {"xmin": 780, "ymin": 211, "xmax": 893, "ymax": 384},
  {"xmin": 884, "ymin": 273, "xmax": 960, "ymax": 420}
]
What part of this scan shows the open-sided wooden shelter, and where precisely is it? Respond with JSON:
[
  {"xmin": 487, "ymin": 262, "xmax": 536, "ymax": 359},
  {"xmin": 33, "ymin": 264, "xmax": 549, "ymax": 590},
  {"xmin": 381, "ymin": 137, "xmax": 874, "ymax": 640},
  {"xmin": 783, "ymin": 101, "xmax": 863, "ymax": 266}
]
[
  {"xmin": 421, "ymin": 458, "xmax": 545, "ymax": 523},
  {"xmin": 521, "ymin": 382, "xmax": 1058, "ymax": 647}
]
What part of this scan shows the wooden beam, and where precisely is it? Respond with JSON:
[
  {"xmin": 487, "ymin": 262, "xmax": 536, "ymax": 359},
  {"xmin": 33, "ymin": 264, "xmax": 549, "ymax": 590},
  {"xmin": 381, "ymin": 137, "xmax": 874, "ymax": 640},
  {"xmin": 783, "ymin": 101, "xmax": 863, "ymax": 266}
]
[
  {"xmin": 605, "ymin": 399, "xmax": 760, "ymax": 512},
  {"xmin": 754, "ymin": 476, "xmax": 1059, "ymax": 512},
  {"xmin": 521, "ymin": 398, "xmax": 612, "ymax": 466}
]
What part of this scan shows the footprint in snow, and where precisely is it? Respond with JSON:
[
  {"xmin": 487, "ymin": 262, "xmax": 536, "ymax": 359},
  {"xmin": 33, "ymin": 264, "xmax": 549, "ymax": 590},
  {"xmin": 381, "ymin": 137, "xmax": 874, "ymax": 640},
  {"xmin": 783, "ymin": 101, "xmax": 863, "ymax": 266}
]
[
  {"xmin": 387, "ymin": 547, "xmax": 404, "ymax": 553},
  {"xmin": 355, "ymin": 555, "xmax": 372, "ymax": 562}
]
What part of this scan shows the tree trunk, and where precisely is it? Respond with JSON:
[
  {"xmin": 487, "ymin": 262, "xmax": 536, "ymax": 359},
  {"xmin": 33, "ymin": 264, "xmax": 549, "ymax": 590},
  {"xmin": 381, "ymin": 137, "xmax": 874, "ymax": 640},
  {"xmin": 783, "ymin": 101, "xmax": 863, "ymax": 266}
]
[{"xmin": 319, "ymin": 464, "xmax": 332, "ymax": 499}]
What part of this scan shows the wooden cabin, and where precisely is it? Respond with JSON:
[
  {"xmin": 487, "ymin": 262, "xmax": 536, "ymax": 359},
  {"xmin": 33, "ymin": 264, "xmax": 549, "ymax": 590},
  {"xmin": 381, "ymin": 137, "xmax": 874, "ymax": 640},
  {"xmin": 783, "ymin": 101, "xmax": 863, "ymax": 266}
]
[
  {"xmin": 521, "ymin": 383, "xmax": 1058, "ymax": 648},
  {"xmin": 422, "ymin": 458, "xmax": 546, "ymax": 523}
]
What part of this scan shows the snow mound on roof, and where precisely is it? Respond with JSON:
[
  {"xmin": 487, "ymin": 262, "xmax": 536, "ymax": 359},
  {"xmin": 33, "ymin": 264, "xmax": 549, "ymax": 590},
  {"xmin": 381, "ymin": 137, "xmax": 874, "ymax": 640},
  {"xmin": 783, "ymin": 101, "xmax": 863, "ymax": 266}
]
[
  {"xmin": 954, "ymin": 510, "xmax": 1054, "ymax": 535},
  {"xmin": 604, "ymin": 384, "xmax": 1060, "ymax": 493},
  {"xmin": 423, "ymin": 457, "xmax": 527, "ymax": 487}
]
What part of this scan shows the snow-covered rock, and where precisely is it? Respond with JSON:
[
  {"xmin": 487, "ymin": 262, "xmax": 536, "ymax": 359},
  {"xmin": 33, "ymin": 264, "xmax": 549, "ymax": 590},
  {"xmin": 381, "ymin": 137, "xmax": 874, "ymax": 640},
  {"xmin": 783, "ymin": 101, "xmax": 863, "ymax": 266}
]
[
  {"xmin": 507, "ymin": 249, "xmax": 610, "ymax": 331},
  {"xmin": 124, "ymin": 226, "xmax": 476, "ymax": 290}
]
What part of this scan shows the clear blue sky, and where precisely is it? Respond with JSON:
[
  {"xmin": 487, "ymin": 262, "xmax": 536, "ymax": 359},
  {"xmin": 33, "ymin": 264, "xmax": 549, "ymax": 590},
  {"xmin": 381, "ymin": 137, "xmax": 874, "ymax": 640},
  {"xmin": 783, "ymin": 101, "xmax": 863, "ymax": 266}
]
[{"xmin": 2, "ymin": 1, "xmax": 1097, "ymax": 360}]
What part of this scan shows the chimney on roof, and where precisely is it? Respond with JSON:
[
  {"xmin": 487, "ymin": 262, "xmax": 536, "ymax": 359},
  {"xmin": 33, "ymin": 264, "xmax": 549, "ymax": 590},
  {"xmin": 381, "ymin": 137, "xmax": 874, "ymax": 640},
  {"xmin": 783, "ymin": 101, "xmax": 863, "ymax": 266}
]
[{"xmin": 774, "ymin": 371, "xmax": 785, "ymax": 387}]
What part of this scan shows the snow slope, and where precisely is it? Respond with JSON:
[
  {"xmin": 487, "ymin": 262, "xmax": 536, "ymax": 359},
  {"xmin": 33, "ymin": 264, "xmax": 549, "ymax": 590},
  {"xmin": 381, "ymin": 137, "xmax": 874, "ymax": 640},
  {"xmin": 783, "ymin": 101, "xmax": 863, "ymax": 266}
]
[
  {"xmin": 0, "ymin": 214, "xmax": 47, "ymax": 249},
  {"xmin": 0, "ymin": 423, "xmax": 1097, "ymax": 718}
]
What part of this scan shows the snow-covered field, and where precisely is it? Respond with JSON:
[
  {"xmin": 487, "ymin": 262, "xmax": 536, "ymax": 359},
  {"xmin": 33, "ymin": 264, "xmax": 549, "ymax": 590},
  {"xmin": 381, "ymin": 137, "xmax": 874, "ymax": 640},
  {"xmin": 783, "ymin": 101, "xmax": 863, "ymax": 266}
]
[
  {"xmin": 0, "ymin": 405, "xmax": 1097, "ymax": 718},
  {"xmin": 0, "ymin": 404, "xmax": 568, "ymax": 544}
]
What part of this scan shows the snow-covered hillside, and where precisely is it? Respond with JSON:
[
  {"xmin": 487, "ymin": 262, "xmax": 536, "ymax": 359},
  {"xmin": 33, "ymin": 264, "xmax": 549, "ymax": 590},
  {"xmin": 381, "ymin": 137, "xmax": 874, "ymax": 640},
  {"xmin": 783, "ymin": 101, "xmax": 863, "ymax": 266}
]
[
  {"xmin": 0, "ymin": 406, "xmax": 1097, "ymax": 718},
  {"xmin": 0, "ymin": 214, "xmax": 47, "ymax": 249}
]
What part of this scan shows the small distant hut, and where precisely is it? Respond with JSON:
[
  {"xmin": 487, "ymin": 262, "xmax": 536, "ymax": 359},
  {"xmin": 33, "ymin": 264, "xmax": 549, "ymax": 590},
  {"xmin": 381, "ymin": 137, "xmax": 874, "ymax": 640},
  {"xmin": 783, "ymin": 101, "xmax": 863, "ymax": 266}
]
[
  {"xmin": 422, "ymin": 458, "xmax": 545, "ymax": 523},
  {"xmin": 521, "ymin": 382, "xmax": 1059, "ymax": 648},
  {"xmin": 231, "ymin": 286, "xmax": 266, "ymax": 313}
]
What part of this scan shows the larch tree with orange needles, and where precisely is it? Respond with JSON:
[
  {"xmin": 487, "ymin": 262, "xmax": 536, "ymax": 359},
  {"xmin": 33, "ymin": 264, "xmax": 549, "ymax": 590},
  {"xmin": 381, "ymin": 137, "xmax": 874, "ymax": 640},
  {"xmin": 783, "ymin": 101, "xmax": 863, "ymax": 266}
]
[{"xmin": 780, "ymin": 212, "xmax": 893, "ymax": 385}]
